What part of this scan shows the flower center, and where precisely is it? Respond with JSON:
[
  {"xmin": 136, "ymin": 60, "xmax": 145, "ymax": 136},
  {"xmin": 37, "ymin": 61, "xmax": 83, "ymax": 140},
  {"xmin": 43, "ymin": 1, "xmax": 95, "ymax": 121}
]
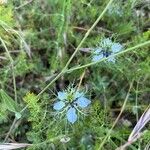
[
  {"xmin": 102, "ymin": 47, "xmax": 112, "ymax": 57},
  {"xmin": 67, "ymin": 92, "xmax": 74, "ymax": 102}
]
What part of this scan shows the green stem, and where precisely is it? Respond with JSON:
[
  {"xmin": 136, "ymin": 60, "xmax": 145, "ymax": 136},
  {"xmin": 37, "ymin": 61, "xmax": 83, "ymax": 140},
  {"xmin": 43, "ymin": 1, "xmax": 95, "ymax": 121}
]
[
  {"xmin": 37, "ymin": 0, "xmax": 114, "ymax": 97},
  {"xmin": 66, "ymin": 40, "xmax": 150, "ymax": 73},
  {"xmin": 64, "ymin": 0, "xmax": 114, "ymax": 68},
  {"xmin": 98, "ymin": 80, "xmax": 134, "ymax": 150},
  {"xmin": 0, "ymin": 37, "xmax": 17, "ymax": 102}
]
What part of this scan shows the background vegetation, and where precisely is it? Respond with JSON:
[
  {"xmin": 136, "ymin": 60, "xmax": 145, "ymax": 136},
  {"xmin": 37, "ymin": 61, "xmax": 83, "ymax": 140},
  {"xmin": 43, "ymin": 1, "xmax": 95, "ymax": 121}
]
[{"xmin": 0, "ymin": 0, "xmax": 150, "ymax": 149}]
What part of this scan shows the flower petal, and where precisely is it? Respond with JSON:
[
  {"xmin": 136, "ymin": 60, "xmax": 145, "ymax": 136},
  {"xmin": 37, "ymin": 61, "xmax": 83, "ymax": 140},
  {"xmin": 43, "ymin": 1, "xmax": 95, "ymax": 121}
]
[
  {"xmin": 53, "ymin": 101, "xmax": 65, "ymax": 110},
  {"xmin": 108, "ymin": 56, "xmax": 116, "ymax": 62},
  {"xmin": 66, "ymin": 107, "xmax": 77, "ymax": 124},
  {"xmin": 111, "ymin": 43, "xmax": 123, "ymax": 53},
  {"xmin": 92, "ymin": 54, "xmax": 103, "ymax": 62},
  {"xmin": 102, "ymin": 38, "xmax": 112, "ymax": 46},
  {"xmin": 93, "ymin": 48, "xmax": 102, "ymax": 54},
  {"xmin": 76, "ymin": 97, "xmax": 91, "ymax": 108},
  {"xmin": 58, "ymin": 91, "xmax": 67, "ymax": 100},
  {"xmin": 74, "ymin": 91, "xmax": 84, "ymax": 99}
]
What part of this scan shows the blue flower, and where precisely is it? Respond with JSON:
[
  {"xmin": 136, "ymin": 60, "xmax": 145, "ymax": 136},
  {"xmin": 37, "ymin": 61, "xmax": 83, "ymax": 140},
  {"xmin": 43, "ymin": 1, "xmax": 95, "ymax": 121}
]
[
  {"xmin": 92, "ymin": 55, "xmax": 103, "ymax": 62},
  {"xmin": 92, "ymin": 38, "xmax": 123, "ymax": 62},
  {"xmin": 76, "ymin": 97, "xmax": 91, "ymax": 108},
  {"xmin": 66, "ymin": 107, "xmax": 77, "ymax": 124},
  {"xmin": 53, "ymin": 101, "xmax": 65, "ymax": 110},
  {"xmin": 53, "ymin": 89, "xmax": 91, "ymax": 124}
]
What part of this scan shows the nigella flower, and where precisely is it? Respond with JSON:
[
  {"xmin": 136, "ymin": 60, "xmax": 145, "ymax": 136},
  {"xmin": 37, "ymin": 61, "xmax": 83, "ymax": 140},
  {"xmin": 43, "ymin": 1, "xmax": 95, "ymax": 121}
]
[
  {"xmin": 92, "ymin": 38, "xmax": 123, "ymax": 62},
  {"xmin": 53, "ymin": 88, "xmax": 91, "ymax": 124}
]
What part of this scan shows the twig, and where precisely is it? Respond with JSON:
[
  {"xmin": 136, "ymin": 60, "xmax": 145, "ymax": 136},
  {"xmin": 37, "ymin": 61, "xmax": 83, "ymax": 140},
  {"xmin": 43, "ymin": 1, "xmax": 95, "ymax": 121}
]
[
  {"xmin": 77, "ymin": 70, "xmax": 86, "ymax": 91},
  {"xmin": 73, "ymin": 26, "xmax": 112, "ymax": 33},
  {"xmin": 3, "ymin": 118, "xmax": 17, "ymax": 143},
  {"xmin": 0, "ymin": 56, "xmax": 7, "ymax": 60},
  {"xmin": 0, "ymin": 142, "xmax": 32, "ymax": 150},
  {"xmin": 117, "ymin": 105, "xmax": 150, "ymax": 150},
  {"xmin": 79, "ymin": 48, "xmax": 92, "ymax": 53},
  {"xmin": 15, "ymin": 0, "xmax": 34, "ymax": 10},
  {"xmin": 98, "ymin": 80, "xmax": 134, "ymax": 150}
]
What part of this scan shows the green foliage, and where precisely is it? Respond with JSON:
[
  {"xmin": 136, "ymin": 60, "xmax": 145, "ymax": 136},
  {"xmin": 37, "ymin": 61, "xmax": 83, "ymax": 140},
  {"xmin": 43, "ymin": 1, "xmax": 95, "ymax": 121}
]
[
  {"xmin": 0, "ymin": 103, "xmax": 9, "ymax": 123},
  {"xmin": 0, "ymin": 4, "xmax": 14, "ymax": 41},
  {"xmin": 23, "ymin": 92, "xmax": 45, "ymax": 143},
  {"xmin": 23, "ymin": 93, "xmax": 41, "ymax": 126},
  {"xmin": 0, "ymin": 89, "xmax": 20, "ymax": 113},
  {"xmin": 14, "ymin": 52, "xmax": 34, "ymax": 76},
  {"xmin": 142, "ymin": 130, "xmax": 150, "ymax": 144},
  {"xmin": 0, "ymin": 52, "xmax": 34, "ymax": 88},
  {"xmin": 0, "ymin": 0, "xmax": 149, "ymax": 149},
  {"xmin": 0, "ymin": 4, "xmax": 14, "ymax": 26},
  {"xmin": 0, "ymin": 89, "xmax": 21, "ymax": 123}
]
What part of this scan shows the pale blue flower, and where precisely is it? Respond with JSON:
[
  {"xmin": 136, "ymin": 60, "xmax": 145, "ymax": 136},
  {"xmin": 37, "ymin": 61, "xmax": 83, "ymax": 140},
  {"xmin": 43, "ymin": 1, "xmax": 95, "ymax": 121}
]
[
  {"xmin": 92, "ymin": 38, "xmax": 123, "ymax": 62},
  {"xmin": 57, "ymin": 91, "xmax": 67, "ymax": 100},
  {"xmin": 76, "ymin": 97, "xmax": 91, "ymax": 108},
  {"xmin": 93, "ymin": 48, "xmax": 102, "ymax": 54},
  {"xmin": 107, "ymin": 56, "xmax": 115, "ymax": 62},
  {"xmin": 92, "ymin": 54, "xmax": 103, "ymax": 62},
  {"xmin": 74, "ymin": 91, "xmax": 84, "ymax": 99},
  {"xmin": 102, "ymin": 38, "xmax": 112, "ymax": 46},
  {"xmin": 53, "ymin": 101, "xmax": 65, "ymax": 110},
  {"xmin": 53, "ymin": 89, "xmax": 91, "ymax": 124},
  {"xmin": 111, "ymin": 43, "xmax": 123, "ymax": 53},
  {"xmin": 66, "ymin": 107, "xmax": 77, "ymax": 124}
]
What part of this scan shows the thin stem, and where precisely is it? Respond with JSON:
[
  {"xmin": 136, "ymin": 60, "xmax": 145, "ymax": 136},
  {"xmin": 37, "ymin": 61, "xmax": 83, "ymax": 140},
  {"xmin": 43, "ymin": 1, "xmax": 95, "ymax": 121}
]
[
  {"xmin": 37, "ymin": 0, "xmax": 114, "ymax": 97},
  {"xmin": 66, "ymin": 40, "xmax": 150, "ymax": 73},
  {"xmin": 98, "ymin": 80, "xmax": 134, "ymax": 150},
  {"xmin": 20, "ymin": 40, "xmax": 150, "ymax": 115},
  {"xmin": 135, "ymin": 79, "xmax": 140, "ymax": 122},
  {"xmin": 19, "ymin": 37, "xmax": 150, "ymax": 118},
  {"xmin": 3, "ymin": 118, "xmax": 17, "ymax": 142},
  {"xmin": 0, "ymin": 37, "xmax": 17, "ymax": 102},
  {"xmin": 64, "ymin": 0, "xmax": 114, "ymax": 68},
  {"xmin": 77, "ymin": 70, "xmax": 86, "ymax": 91},
  {"xmin": 15, "ymin": 0, "xmax": 34, "ymax": 10},
  {"xmin": 135, "ymin": 79, "xmax": 140, "ymax": 149}
]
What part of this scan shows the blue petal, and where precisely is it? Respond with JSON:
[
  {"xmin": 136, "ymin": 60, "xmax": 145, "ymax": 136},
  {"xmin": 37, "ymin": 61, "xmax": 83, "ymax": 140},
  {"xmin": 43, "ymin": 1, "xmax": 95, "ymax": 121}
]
[
  {"xmin": 111, "ymin": 43, "xmax": 123, "ymax": 53},
  {"xmin": 93, "ymin": 48, "xmax": 102, "ymax": 54},
  {"xmin": 76, "ymin": 97, "xmax": 91, "ymax": 108},
  {"xmin": 58, "ymin": 91, "xmax": 67, "ymax": 100},
  {"xmin": 108, "ymin": 56, "xmax": 116, "ymax": 62},
  {"xmin": 66, "ymin": 107, "xmax": 77, "ymax": 124},
  {"xmin": 53, "ymin": 101, "xmax": 65, "ymax": 110},
  {"xmin": 92, "ymin": 54, "xmax": 103, "ymax": 62},
  {"xmin": 102, "ymin": 38, "xmax": 112, "ymax": 46},
  {"xmin": 74, "ymin": 91, "xmax": 84, "ymax": 99}
]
